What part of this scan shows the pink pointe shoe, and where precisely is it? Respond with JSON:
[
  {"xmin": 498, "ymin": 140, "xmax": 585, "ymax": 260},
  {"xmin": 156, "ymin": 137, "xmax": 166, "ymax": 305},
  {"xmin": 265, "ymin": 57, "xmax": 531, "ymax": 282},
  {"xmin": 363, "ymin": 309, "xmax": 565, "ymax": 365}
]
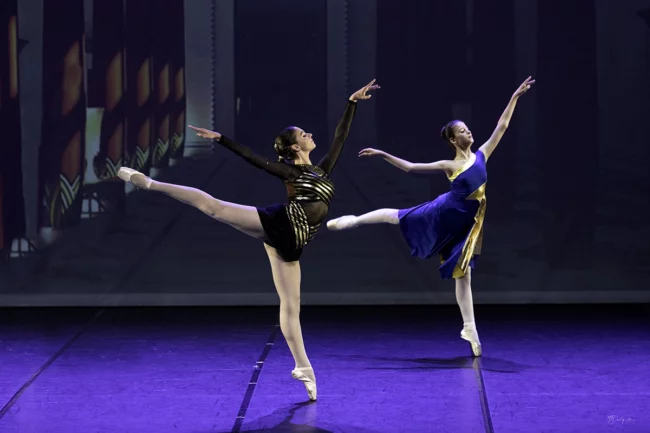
[
  {"xmin": 291, "ymin": 367, "xmax": 317, "ymax": 401},
  {"xmin": 117, "ymin": 167, "xmax": 153, "ymax": 190},
  {"xmin": 326, "ymin": 215, "xmax": 358, "ymax": 231},
  {"xmin": 460, "ymin": 326, "xmax": 482, "ymax": 357}
]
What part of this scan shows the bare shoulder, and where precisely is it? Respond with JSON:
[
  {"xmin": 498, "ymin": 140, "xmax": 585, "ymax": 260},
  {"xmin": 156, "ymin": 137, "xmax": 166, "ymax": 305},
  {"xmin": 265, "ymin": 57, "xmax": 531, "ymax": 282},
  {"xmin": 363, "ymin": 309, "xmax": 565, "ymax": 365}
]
[
  {"xmin": 430, "ymin": 160, "xmax": 457, "ymax": 177},
  {"xmin": 445, "ymin": 159, "xmax": 466, "ymax": 175}
]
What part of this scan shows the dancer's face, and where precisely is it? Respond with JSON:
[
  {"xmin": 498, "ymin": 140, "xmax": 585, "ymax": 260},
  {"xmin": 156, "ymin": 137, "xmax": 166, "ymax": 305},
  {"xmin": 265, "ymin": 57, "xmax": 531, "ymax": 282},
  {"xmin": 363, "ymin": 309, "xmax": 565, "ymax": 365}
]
[
  {"xmin": 449, "ymin": 122, "xmax": 474, "ymax": 149},
  {"xmin": 291, "ymin": 128, "xmax": 316, "ymax": 154}
]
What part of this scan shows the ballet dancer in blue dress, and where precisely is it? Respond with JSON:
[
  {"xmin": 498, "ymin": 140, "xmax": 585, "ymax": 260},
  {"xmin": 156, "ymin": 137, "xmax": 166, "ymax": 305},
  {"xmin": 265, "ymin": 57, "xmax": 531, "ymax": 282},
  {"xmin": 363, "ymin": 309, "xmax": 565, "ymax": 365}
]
[{"xmin": 327, "ymin": 77, "xmax": 535, "ymax": 356}]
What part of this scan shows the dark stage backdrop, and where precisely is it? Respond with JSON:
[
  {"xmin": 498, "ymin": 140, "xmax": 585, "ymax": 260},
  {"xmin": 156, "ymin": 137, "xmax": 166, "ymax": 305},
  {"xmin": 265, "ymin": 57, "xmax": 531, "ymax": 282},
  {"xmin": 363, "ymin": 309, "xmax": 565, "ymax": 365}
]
[{"xmin": 1, "ymin": 0, "xmax": 649, "ymax": 306}]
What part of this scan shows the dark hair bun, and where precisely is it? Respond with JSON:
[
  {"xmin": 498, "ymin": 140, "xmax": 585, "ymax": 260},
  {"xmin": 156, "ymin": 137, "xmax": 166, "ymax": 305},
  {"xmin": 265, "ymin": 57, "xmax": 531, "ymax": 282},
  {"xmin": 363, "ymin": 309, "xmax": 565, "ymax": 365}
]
[
  {"xmin": 274, "ymin": 127, "xmax": 298, "ymax": 164},
  {"xmin": 440, "ymin": 120, "xmax": 463, "ymax": 151}
]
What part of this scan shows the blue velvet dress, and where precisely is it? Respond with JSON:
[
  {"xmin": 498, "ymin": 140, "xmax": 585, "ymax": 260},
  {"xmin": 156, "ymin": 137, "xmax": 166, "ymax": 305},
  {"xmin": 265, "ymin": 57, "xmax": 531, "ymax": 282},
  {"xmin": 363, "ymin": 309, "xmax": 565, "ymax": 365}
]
[{"xmin": 398, "ymin": 150, "xmax": 488, "ymax": 279}]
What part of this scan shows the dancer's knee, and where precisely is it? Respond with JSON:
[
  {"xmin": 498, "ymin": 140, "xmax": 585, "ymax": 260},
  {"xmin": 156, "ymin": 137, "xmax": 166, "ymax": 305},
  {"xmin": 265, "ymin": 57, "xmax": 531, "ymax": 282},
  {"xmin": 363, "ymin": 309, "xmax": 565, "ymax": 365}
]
[
  {"xmin": 455, "ymin": 274, "xmax": 472, "ymax": 295},
  {"xmin": 198, "ymin": 198, "xmax": 224, "ymax": 219},
  {"xmin": 456, "ymin": 266, "xmax": 472, "ymax": 284},
  {"xmin": 279, "ymin": 301, "xmax": 301, "ymax": 336},
  {"xmin": 280, "ymin": 295, "xmax": 301, "ymax": 315}
]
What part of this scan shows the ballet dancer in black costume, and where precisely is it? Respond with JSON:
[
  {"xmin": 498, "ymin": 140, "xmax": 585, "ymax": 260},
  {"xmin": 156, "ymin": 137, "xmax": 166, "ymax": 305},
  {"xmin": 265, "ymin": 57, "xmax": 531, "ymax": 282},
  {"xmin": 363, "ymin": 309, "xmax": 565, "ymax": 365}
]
[{"xmin": 117, "ymin": 79, "xmax": 380, "ymax": 401}]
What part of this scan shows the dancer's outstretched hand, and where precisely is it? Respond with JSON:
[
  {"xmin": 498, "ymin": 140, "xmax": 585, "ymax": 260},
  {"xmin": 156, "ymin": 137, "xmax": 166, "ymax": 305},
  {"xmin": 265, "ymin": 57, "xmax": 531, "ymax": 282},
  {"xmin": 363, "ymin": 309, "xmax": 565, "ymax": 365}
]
[
  {"xmin": 349, "ymin": 79, "xmax": 380, "ymax": 102},
  {"xmin": 512, "ymin": 76, "xmax": 535, "ymax": 98},
  {"xmin": 358, "ymin": 148, "xmax": 384, "ymax": 157},
  {"xmin": 189, "ymin": 125, "xmax": 222, "ymax": 141}
]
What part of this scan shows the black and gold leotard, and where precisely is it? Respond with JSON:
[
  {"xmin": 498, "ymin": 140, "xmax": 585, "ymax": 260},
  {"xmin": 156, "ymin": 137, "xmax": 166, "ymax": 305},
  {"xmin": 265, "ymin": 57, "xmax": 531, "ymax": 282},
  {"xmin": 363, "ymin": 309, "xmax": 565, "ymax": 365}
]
[{"xmin": 215, "ymin": 100, "xmax": 357, "ymax": 259}]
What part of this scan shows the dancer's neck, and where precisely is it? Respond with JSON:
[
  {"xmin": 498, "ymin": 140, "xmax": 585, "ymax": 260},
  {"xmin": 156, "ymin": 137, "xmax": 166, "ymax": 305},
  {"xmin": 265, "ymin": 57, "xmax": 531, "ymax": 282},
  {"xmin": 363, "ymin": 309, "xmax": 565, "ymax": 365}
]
[
  {"xmin": 454, "ymin": 148, "xmax": 472, "ymax": 161},
  {"xmin": 294, "ymin": 154, "xmax": 312, "ymax": 166}
]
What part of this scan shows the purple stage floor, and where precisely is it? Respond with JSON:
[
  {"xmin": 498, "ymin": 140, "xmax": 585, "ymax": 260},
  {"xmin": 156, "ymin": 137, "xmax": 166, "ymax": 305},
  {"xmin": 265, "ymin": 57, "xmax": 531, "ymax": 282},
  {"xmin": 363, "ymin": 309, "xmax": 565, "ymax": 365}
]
[{"xmin": 1, "ymin": 305, "xmax": 648, "ymax": 433}]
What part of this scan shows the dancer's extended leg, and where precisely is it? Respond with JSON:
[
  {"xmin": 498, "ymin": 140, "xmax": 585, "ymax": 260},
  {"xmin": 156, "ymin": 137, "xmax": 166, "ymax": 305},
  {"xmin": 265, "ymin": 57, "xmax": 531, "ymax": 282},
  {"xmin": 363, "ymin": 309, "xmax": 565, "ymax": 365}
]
[
  {"xmin": 118, "ymin": 167, "xmax": 267, "ymax": 240},
  {"xmin": 264, "ymin": 244, "xmax": 316, "ymax": 400},
  {"xmin": 327, "ymin": 208, "xmax": 399, "ymax": 231}
]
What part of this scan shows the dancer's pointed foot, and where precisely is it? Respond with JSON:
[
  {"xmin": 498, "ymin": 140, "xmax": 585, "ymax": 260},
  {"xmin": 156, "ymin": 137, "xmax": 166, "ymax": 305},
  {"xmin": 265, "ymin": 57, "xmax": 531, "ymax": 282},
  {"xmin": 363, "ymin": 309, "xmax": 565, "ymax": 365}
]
[
  {"xmin": 460, "ymin": 325, "xmax": 482, "ymax": 357},
  {"xmin": 326, "ymin": 215, "xmax": 358, "ymax": 231},
  {"xmin": 117, "ymin": 167, "xmax": 153, "ymax": 190},
  {"xmin": 291, "ymin": 366, "xmax": 317, "ymax": 401}
]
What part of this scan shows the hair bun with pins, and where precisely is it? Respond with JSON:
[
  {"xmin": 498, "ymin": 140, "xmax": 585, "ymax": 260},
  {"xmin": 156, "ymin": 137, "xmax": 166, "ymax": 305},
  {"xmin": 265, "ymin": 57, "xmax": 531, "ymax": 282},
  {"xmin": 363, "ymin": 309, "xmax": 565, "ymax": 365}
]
[{"xmin": 273, "ymin": 127, "xmax": 298, "ymax": 164}]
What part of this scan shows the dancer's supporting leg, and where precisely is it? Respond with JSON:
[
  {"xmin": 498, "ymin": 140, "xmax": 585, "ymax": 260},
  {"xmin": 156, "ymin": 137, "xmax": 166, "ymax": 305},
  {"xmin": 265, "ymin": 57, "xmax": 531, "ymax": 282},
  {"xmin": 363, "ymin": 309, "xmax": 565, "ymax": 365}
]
[
  {"xmin": 456, "ymin": 267, "xmax": 482, "ymax": 356},
  {"xmin": 264, "ymin": 244, "xmax": 316, "ymax": 400},
  {"xmin": 326, "ymin": 208, "xmax": 399, "ymax": 231},
  {"xmin": 121, "ymin": 168, "xmax": 317, "ymax": 398}
]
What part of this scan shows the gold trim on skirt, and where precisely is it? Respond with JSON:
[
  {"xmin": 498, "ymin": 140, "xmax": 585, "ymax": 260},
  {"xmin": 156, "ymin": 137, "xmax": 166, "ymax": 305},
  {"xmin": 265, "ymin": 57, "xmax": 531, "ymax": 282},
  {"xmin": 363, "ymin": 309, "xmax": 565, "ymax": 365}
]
[{"xmin": 452, "ymin": 183, "xmax": 486, "ymax": 279}]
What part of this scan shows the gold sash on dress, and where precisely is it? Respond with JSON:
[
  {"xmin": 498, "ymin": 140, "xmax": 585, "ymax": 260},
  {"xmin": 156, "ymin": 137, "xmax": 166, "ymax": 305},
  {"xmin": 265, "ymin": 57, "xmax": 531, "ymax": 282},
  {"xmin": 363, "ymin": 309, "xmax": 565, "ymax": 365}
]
[
  {"xmin": 452, "ymin": 183, "xmax": 486, "ymax": 278},
  {"xmin": 442, "ymin": 152, "xmax": 487, "ymax": 279}
]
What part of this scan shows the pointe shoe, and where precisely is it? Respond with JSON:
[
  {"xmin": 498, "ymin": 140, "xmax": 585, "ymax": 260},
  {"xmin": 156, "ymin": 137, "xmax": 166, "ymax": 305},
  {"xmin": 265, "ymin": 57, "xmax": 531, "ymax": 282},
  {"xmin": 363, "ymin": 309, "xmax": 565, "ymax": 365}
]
[
  {"xmin": 460, "ymin": 327, "xmax": 482, "ymax": 357},
  {"xmin": 326, "ymin": 215, "xmax": 357, "ymax": 231},
  {"xmin": 291, "ymin": 367, "xmax": 317, "ymax": 401},
  {"xmin": 117, "ymin": 167, "xmax": 153, "ymax": 189}
]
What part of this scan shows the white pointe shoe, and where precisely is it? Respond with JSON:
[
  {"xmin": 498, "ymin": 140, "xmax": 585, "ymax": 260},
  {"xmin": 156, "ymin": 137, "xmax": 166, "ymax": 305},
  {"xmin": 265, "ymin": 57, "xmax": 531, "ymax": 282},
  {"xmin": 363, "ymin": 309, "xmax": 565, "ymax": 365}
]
[
  {"xmin": 291, "ymin": 367, "xmax": 317, "ymax": 401},
  {"xmin": 326, "ymin": 215, "xmax": 358, "ymax": 231},
  {"xmin": 117, "ymin": 167, "xmax": 153, "ymax": 189},
  {"xmin": 460, "ymin": 327, "xmax": 482, "ymax": 357}
]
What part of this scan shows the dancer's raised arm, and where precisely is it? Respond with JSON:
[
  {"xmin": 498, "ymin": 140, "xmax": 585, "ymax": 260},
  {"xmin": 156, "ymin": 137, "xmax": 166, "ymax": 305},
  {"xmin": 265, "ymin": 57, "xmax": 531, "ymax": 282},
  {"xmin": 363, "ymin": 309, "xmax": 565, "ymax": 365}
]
[
  {"xmin": 317, "ymin": 79, "xmax": 380, "ymax": 174},
  {"xmin": 189, "ymin": 125, "xmax": 299, "ymax": 180},
  {"xmin": 358, "ymin": 148, "xmax": 453, "ymax": 175},
  {"xmin": 478, "ymin": 76, "xmax": 534, "ymax": 161}
]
